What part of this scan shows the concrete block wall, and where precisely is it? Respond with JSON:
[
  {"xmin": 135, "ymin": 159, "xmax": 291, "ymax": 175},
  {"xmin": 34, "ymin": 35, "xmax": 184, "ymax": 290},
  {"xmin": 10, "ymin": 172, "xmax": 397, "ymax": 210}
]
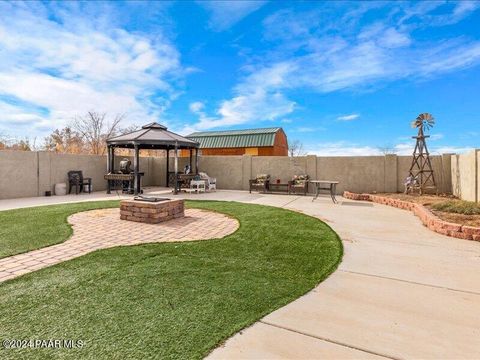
[
  {"xmin": 478, "ymin": 150, "xmax": 480, "ymax": 202},
  {"xmin": 451, "ymin": 149, "xmax": 479, "ymax": 202},
  {"xmin": 2, "ymin": 149, "xmax": 478, "ymax": 200},
  {"xmin": 0, "ymin": 151, "xmax": 38, "ymax": 199},
  {"xmin": 246, "ymin": 154, "xmax": 450, "ymax": 195},
  {"xmin": 316, "ymin": 156, "xmax": 386, "ymax": 194},
  {"xmin": 0, "ymin": 151, "xmax": 160, "ymax": 199},
  {"xmin": 396, "ymin": 154, "xmax": 452, "ymax": 194}
]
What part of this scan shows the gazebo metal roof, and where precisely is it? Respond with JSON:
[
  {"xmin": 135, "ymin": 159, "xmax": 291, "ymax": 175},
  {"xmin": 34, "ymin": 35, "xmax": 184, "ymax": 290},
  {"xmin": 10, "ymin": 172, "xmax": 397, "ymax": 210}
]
[
  {"xmin": 105, "ymin": 122, "xmax": 199, "ymax": 195},
  {"xmin": 107, "ymin": 122, "xmax": 199, "ymax": 149}
]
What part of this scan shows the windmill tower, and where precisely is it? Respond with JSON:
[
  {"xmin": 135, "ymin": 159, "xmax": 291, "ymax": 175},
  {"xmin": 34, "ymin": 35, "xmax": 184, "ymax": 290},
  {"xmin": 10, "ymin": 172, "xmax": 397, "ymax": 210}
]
[{"xmin": 408, "ymin": 113, "xmax": 436, "ymax": 194}]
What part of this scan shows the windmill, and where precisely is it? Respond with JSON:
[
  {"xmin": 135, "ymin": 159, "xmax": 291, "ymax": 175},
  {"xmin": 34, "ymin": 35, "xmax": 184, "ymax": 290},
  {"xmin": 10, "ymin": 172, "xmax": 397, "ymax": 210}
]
[{"xmin": 407, "ymin": 113, "xmax": 436, "ymax": 194}]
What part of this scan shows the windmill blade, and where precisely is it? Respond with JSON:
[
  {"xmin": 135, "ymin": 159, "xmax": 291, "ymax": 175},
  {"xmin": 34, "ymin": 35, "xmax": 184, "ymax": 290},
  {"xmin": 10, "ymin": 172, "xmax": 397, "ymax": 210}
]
[
  {"xmin": 417, "ymin": 113, "xmax": 433, "ymax": 121},
  {"xmin": 413, "ymin": 113, "xmax": 435, "ymax": 131}
]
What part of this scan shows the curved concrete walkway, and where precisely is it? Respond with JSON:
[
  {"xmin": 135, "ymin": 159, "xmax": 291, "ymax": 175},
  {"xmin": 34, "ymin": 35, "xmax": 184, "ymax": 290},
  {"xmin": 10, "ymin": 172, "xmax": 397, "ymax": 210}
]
[
  {"xmin": 201, "ymin": 192, "xmax": 480, "ymax": 359},
  {"xmin": 0, "ymin": 189, "xmax": 479, "ymax": 358}
]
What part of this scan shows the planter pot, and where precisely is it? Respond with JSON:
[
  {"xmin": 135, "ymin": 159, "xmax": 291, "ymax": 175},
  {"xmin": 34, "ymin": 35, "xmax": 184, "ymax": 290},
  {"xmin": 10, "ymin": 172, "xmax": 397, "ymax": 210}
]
[{"xmin": 54, "ymin": 183, "xmax": 67, "ymax": 196}]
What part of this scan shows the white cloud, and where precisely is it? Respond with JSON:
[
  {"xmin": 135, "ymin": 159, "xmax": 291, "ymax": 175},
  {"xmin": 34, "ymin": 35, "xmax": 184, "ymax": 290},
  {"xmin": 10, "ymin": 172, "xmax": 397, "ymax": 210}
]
[
  {"xmin": 307, "ymin": 142, "xmax": 382, "ymax": 156},
  {"xmin": 189, "ymin": 101, "xmax": 205, "ymax": 113},
  {"xmin": 182, "ymin": 62, "xmax": 297, "ymax": 132},
  {"xmin": 294, "ymin": 127, "xmax": 325, "ymax": 133},
  {"xmin": 431, "ymin": 146, "xmax": 473, "ymax": 155},
  {"xmin": 388, "ymin": 141, "xmax": 470, "ymax": 156},
  {"xmin": 452, "ymin": 1, "xmax": 480, "ymax": 19},
  {"xmin": 191, "ymin": 89, "xmax": 295, "ymax": 131},
  {"xmin": 305, "ymin": 141, "xmax": 471, "ymax": 156},
  {"xmin": 379, "ymin": 28, "xmax": 412, "ymax": 48},
  {"xmin": 430, "ymin": 133, "xmax": 444, "ymax": 141},
  {"xmin": 0, "ymin": 2, "xmax": 182, "ymax": 136},
  {"xmin": 390, "ymin": 141, "xmax": 463, "ymax": 155},
  {"xmin": 188, "ymin": 3, "xmax": 480, "ymax": 132},
  {"xmin": 418, "ymin": 41, "xmax": 480, "ymax": 76},
  {"xmin": 398, "ymin": 1, "xmax": 479, "ymax": 26},
  {"xmin": 337, "ymin": 114, "xmax": 360, "ymax": 121},
  {"xmin": 393, "ymin": 143, "xmax": 413, "ymax": 155},
  {"xmin": 198, "ymin": 1, "xmax": 267, "ymax": 31},
  {"xmin": 178, "ymin": 3, "xmax": 480, "ymax": 136},
  {"xmin": 0, "ymin": 101, "xmax": 47, "ymax": 134},
  {"xmin": 428, "ymin": 1, "xmax": 479, "ymax": 26},
  {"xmin": 359, "ymin": 24, "xmax": 411, "ymax": 48}
]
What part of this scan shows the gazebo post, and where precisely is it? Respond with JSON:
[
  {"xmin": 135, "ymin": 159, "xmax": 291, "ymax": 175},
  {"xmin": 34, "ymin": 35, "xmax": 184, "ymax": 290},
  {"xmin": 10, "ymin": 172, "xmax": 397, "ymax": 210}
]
[
  {"xmin": 195, "ymin": 148, "xmax": 199, "ymax": 174},
  {"xmin": 166, "ymin": 147, "xmax": 169, "ymax": 187},
  {"xmin": 109, "ymin": 146, "xmax": 115, "ymax": 173},
  {"xmin": 189, "ymin": 149, "xmax": 192, "ymax": 173},
  {"xmin": 174, "ymin": 142, "xmax": 179, "ymax": 194},
  {"xmin": 133, "ymin": 143, "xmax": 139, "ymax": 195},
  {"xmin": 107, "ymin": 146, "xmax": 111, "ymax": 173}
]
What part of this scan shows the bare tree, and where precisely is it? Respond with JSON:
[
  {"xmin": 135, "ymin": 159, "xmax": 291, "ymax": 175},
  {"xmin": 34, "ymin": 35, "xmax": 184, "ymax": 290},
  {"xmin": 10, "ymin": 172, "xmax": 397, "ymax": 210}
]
[
  {"xmin": 0, "ymin": 132, "xmax": 35, "ymax": 151},
  {"xmin": 378, "ymin": 145, "xmax": 397, "ymax": 155},
  {"xmin": 71, "ymin": 112, "xmax": 124, "ymax": 155},
  {"xmin": 0, "ymin": 132, "xmax": 7, "ymax": 150},
  {"xmin": 9, "ymin": 139, "xmax": 31, "ymax": 151},
  {"xmin": 30, "ymin": 136, "xmax": 39, "ymax": 151},
  {"xmin": 289, "ymin": 140, "xmax": 307, "ymax": 157},
  {"xmin": 120, "ymin": 124, "xmax": 140, "ymax": 135},
  {"xmin": 44, "ymin": 127, "xmax": 84, "ymax": 153}
]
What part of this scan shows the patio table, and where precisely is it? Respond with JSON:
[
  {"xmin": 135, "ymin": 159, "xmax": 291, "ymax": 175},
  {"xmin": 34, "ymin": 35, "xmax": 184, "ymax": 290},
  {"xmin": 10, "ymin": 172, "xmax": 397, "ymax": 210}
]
[
  {"xmin": 310, "ymin": 180, "xmax": 339, "ymax": 204},
  {"xmin": 269, "ymin": 183, "xmax": 290, "ymax": 194}
]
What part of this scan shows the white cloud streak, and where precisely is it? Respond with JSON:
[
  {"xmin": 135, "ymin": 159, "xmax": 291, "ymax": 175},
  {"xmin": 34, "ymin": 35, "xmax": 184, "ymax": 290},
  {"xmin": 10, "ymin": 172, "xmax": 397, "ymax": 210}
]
[
  {"xmin": 189, "ymin": 2, "xmax": 480, "ymax": 131},
  {"xmin": 306, "ymin": 141, "xmax": 473, "ymax": 156},
  {"xmin": 337, "ymin": 114, "xmax": 360, "ymax": 121},
  {"xmin": 189, "ymin": 101, "xmax": 205, "ymax": 113},
  {"xmin": 307, "ymin": 142, "xmax": 382, "ymax": 157},
  {"xmin": 198, "ymin": 1, "xmax": 267, "ymax": 31},
  {"xmin": 0, "ymin": 2, "xmax": 182, "ymax": 135}
]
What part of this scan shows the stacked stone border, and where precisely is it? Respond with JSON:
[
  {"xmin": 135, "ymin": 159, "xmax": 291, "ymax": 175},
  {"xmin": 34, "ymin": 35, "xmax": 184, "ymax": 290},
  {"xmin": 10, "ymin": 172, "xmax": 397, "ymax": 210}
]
[
  {"xmin": 120, "ymin": 199, "xmax": 184, "ymax": 224},
  {"xmin": 343, "ymin": 191, "xmax": 480, "ymax": 242}
]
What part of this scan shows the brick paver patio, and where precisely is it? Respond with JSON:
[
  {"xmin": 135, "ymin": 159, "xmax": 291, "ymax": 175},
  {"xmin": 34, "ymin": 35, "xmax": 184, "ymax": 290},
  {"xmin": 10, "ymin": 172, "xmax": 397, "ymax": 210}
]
[{"xmin": 0, "ymin": 208, "xmax": 238, "ymax": 283}]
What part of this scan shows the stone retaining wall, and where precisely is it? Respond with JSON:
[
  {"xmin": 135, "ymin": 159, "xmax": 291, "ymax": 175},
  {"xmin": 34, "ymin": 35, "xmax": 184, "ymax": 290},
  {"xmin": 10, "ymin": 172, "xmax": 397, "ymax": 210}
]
[{"xmin": 343, "ymin": 191, "xmax": 480, "ymax": 241}]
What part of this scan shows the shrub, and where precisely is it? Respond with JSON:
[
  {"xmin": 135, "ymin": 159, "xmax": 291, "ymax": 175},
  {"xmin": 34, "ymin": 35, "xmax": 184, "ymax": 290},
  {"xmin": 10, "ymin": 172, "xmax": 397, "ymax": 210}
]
[{"xmin": 431, "ymin": 200, "xmax": 480, "ymax": 215}]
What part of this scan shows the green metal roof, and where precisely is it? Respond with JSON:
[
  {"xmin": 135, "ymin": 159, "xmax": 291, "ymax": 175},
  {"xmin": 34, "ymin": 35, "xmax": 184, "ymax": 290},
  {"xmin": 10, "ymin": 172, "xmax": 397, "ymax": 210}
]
[{"xmin": 186, "ymin": 127, "xmax": 282, "ymax": 149}]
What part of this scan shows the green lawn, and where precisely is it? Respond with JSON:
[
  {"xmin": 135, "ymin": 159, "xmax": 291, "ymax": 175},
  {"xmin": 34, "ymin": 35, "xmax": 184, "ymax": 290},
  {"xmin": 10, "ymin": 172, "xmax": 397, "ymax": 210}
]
[
  {"xmin": 0, "ymin": 201, "xmax": 120, "ymax": 259},
  {"xmin": 0, "ymin": 200, "xmax": 342, "ymax": 359}
]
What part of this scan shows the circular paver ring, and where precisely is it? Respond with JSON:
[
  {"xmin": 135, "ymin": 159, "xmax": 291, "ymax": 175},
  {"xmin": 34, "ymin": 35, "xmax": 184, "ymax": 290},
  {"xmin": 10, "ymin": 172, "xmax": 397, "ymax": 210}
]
[
  {"xmin": 0, "ymin": 208, "xmax": 239, "ymax": 283},
  {"xmin": 69, "ymin": 208, "xmax": 239, "ymax": 246}
]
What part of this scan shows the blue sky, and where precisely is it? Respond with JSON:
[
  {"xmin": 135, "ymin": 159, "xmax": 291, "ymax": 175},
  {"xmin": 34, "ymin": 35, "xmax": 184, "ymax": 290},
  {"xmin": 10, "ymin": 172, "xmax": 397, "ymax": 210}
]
[{"xmin": 0, "ymin": 1, "xmax": 479, "ymax": 155}]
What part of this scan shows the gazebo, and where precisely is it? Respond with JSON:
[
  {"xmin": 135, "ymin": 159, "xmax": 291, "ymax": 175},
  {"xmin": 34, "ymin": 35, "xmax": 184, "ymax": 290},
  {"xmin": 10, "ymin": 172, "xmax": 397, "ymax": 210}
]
[{"xmin": 106, "ymin": 122, "xmax": 200, "ymax": 195}]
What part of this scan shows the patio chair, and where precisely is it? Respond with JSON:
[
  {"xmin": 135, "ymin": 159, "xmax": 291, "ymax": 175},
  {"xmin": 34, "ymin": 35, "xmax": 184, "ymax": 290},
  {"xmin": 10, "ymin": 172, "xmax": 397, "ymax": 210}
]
[
  {"xmin": 288, "ymin": 174, "xmax": 309, "ymax": 195},
  {"xmin": 199, "ymin": 172, "xmax": 217, "ymax": 191},
  {"xmin": 68, "ymin": 170, "xmax": 92, "ymax": 195},
  {"xmin": 249, "ymin": 174, "xmax": 270, "ymax": 193}
]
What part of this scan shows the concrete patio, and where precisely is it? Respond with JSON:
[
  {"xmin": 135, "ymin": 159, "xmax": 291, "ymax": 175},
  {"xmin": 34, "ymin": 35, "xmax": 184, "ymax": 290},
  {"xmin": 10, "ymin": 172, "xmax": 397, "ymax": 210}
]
[{"xmin": 0, "ymin": 188, "xmax": 479, "ymax": 358}]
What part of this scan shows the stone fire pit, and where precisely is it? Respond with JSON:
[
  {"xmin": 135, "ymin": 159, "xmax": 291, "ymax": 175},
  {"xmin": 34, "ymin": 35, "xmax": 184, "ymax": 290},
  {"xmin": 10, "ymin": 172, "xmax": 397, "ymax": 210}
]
[{"xmin": 120, "ymin": 198, "xmax": 185, "ymax": 224}]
